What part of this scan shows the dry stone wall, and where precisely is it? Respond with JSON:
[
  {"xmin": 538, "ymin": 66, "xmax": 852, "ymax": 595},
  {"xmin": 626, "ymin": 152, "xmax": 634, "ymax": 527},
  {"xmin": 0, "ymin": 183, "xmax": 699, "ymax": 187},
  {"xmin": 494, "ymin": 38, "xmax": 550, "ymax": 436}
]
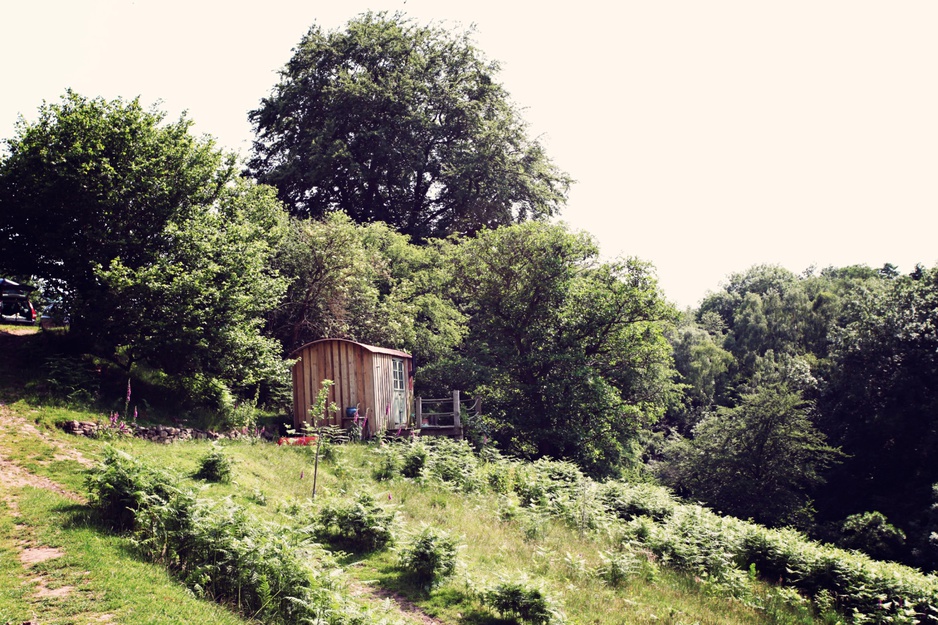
[{"xmin": 60, "ymin": 420, "xmax": 257, "ymax": 444}]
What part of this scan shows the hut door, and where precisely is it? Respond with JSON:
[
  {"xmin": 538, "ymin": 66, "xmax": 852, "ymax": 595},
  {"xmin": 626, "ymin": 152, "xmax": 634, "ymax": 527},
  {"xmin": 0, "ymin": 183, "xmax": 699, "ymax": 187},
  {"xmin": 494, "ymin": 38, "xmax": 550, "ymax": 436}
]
[{"xmin": 391, "ymin": 358, "xmax": 407, "ymax": 428}]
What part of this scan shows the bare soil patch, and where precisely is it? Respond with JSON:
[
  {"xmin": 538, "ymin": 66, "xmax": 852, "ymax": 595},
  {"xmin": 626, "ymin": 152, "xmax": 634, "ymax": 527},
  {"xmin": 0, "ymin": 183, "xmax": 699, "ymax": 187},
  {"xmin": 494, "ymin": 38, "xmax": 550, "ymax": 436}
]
[
  {"xmin": 349, "ymin": 580, "xmax": 444, "ymax": 625},
  {"xmin": 0, "ymin": 455, "xmax": 86, "ymax": 504},
  {"xmin": 33, "ymin": 583, "xmax": 75, "ymax": 598},
  {"xmin": 20, "ymin": 546, "xmax": 65, "ymax": 566}
]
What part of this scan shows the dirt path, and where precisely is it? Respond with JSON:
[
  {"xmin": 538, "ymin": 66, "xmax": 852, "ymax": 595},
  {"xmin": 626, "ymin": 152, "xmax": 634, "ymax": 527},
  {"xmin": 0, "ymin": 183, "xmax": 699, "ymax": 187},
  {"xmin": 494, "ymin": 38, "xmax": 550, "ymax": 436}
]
[{"xmin": 349, "ymin": 580, "xmax": 446, "ymax": 625}]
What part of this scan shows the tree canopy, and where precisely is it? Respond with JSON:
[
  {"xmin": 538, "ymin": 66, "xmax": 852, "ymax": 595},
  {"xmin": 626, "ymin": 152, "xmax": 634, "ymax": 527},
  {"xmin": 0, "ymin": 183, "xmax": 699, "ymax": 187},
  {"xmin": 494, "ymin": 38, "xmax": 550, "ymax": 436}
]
[
  {"xmin": 247, "ymin": 12, "xmax": 571, "ymax": 240},
  {"xmin": 0, "ymin": 92, "xmax": 289, "ymax": 413},
  {"xmin": 659, "ymin": 382, "xmax": 841, "ymax": 527},
  {"xmin": 443, "ymin": 222, "xmax": 678, "ymax": 476},
  {"xmin": 267, "ymin": 212, "xmax": 466, "ymax": 367},
  {"xmin": 0, "ymin": 90, "xmax": 231, "ymax": 304}
]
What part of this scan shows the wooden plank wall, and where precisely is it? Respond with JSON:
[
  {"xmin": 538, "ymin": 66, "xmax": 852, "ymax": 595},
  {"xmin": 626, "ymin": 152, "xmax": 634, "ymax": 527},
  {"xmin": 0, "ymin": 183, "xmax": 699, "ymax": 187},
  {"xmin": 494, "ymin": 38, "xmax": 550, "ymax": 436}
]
[
  {"xmin": 293, "ymin": 340, "xmax": 375, "ymax": 429},
  {"xmin": 292, "ymin": 340, "xmax": 411, "ymax": 435}
]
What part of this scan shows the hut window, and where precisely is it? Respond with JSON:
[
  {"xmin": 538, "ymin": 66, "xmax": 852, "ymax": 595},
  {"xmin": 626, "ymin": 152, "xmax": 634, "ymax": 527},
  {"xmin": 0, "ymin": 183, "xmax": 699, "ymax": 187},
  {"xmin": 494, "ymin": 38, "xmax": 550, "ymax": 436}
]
[{"xmin": 392, "ymin": 358, "xmax": 406, "ymax": 392}]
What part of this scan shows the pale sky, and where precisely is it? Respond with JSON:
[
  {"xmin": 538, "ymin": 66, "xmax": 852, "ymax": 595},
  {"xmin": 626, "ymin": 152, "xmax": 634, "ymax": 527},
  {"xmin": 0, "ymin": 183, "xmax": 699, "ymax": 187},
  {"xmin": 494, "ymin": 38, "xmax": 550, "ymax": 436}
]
[{"xmin": 2, "ymin": 1, "xmax": 936, "ymax": 308}]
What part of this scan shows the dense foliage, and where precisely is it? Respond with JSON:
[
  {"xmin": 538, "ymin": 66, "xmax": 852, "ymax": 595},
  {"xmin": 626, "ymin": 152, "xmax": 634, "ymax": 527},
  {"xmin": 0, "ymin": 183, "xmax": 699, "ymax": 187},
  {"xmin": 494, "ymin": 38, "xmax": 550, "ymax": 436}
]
[
  {"xmin": 659, "ymin": 383, "xmax": 842, "ymax": 527},
  {"xmin": 248, "ymin": 12, "xmax": 571, "ymax": 240},
  {"xmin": 445, "ymin": 222, "xmax": 678, "ymax": 476},
  {"xmin": 268, "ymin": 213, "xmax": 465, "ymax": 366},
  {"xmin": 86, "ymin": 448, "xmax": 370, "ymax": 624},
  {"xmin": 0, "ymin": 92, "xmax": 289, "ymax": 413},
  {"xmin": 0, "ymin": 90, "xmax": 229, "ymax": 303},
  {"xmin": 397, "ymin": 526, "xmax": 459, "ymax": 587},
  {"xmin": 663, "ymin": 262, "xmax": 938, "ymax": 571},
  {"xmin": 381, "ymin": 438, "xmax": 938, "ymax": 623},
  {"xmin": 313, "ymin": 493, "xmax": 396, "ymax": 552}
]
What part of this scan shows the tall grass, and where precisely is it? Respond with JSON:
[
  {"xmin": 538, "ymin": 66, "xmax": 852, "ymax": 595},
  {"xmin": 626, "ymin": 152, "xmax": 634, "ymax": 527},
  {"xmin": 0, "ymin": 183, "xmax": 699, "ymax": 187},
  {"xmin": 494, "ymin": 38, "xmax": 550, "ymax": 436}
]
[
  {"xmin": 10, "ymin": 392, "xmax": 936, "ymax": 625},
  {"xmin": 0, "ymin": 485, "xmax": 249, "ymax": 625}
]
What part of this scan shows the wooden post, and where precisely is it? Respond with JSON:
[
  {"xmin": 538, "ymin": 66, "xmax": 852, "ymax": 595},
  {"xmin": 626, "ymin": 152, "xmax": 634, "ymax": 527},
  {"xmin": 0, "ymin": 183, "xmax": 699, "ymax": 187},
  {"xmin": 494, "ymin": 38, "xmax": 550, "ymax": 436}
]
[
  {"xmin": 452, "ymin": 390, "xmax": 461, "ymax": 431},
  {"xmin": 416, "ymin": 397, "xmax": 423, "ymax": 428}
]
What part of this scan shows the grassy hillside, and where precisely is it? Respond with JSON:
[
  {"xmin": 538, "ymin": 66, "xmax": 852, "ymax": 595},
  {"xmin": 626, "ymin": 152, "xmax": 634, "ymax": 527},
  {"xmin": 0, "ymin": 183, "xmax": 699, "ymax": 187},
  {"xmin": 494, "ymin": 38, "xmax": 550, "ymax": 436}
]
[
  {"xmin": 0, "ymin": 406, "xmax": 811, "ymax": 625},
  {"xmin": 1, "ymin": 327, "xmax": 934, "ymax": 625}
]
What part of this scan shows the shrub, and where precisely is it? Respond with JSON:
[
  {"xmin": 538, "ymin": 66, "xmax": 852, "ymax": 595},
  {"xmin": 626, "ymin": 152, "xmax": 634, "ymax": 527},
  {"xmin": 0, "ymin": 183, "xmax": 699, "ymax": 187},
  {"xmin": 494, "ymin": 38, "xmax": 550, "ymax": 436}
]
[
  {"xmin": 223, "ymin": 393, "xmax": 258, "ymax": 431},
  {"xmin": 134, "ymin": 493, "xmax": 352, "ymax": 624},
  {"xmin": 423, "ymin": 438, "xmax": 482, "ymax": 492},
  {"xmin": 481, "ymin": 459, "xmax": 515, "ymax": 494},
  {"xmin": 596, "ymin": 549, "xmax": 656, "ymax": 586},
  {"xmin": 372, "ymin": 446, "xmax": 400, "ymax": 481},
  {"xmin": 85, "ymin": 446, "xmax": 178, "ymax": 531},
  {"xmin": 194, "ymin": 444, "xmax": 233, "ymax": 483},
  {"xmin": 513, "ymin": 458, "xmax": 584, "ymax": 508},
  {"xmin": 838, "ymin": 511, "xmax": 907, "ymax": 561},
  {"xmin": 398, "ymin": 526, "xmax": 458, "ymax": 587},
  {"xmin": 400, "ymin": 441, "xmax": 428, "ymax": 478},
  {"xmin": 89, "ymin": 449, "xmax": 378, "ymax": 625},
  {"xmin": 482, "ymin": 578, "xmax": 562, "ymax": 625},
  {"xmin": 598, "ymin": 481, "xmax": 677, "ymax": 522},
  {"xmin": 315, "ymin": 493, "xmax": 395, "ymax": 552},
  {"xmin": 43, "ymin": 353, "xmax": 99, "ymax": 403}
]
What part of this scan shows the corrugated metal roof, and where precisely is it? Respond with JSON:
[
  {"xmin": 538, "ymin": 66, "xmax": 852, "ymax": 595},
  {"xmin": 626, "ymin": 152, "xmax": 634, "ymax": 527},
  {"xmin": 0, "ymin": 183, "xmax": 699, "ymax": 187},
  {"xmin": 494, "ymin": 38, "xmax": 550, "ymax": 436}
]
[{"xmin": 289, "ymin": 338, "xmax": 411, "ymax": 360}]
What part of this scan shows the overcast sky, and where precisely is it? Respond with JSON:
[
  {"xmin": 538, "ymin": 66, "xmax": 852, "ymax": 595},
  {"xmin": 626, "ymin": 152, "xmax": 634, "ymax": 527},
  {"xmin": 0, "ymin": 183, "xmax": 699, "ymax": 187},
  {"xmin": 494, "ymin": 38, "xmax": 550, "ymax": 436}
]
[{"xmin": 3, "ymin": 1, "xmax": 936, "ymax": 308}]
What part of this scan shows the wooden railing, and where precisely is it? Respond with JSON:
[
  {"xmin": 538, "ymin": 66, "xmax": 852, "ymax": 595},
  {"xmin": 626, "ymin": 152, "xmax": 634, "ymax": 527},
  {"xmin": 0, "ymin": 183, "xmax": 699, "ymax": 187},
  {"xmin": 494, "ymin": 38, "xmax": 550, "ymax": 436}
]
[{"xmin": 414, "ymin": 391, "xmax": 481, "ymax": 431}]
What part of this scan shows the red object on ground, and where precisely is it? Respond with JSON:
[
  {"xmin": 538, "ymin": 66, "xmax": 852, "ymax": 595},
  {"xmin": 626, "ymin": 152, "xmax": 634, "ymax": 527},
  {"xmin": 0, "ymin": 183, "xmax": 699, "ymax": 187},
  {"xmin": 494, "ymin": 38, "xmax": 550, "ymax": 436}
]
[{"xmin": 277, "ymin": 435, "xmax": 318, "ymax": 446}]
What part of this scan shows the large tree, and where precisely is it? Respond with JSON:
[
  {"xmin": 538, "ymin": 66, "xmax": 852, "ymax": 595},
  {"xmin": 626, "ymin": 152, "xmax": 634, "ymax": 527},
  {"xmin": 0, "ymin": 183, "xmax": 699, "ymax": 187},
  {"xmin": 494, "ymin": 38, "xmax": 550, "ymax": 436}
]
[
  {"xmin": 444, "ymin": 222, "xmax": 677, "ymax": 476},
  {"xmin": 247, "ymin": 12, "xmax": 571, "ymax": 240},
  {"xmin": 659, "ymin": 382, "xmax": 841, "ymax": 528},
  {"xmin": 817, "ymin": 266, "xmax": 938, "ymax": 541},
  {"xmin": 0, "ymin": 90, "xmax": 230, "ymax": 307},
  {"xmin": 0, "ymin": 91, "xmax": 234, "ymax": 330},
  {"xmin": 0, "ymin": 92, "xmax": 289, "ymax": 412},
  {"xmin": 268, "ymin": 213, "xmax": 466, "ymax": 366}
]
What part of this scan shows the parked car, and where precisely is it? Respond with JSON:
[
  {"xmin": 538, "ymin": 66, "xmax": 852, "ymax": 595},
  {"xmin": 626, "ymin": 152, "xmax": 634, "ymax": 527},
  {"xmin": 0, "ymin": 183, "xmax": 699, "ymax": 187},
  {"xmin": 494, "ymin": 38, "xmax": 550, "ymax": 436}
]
[
  {"xmin": 40, "ymin": 300, "xmax": 70, "ymax": 329},
  {"xmin": 0, "ymin": 278, "xmax": 37, "ymax": 324}
]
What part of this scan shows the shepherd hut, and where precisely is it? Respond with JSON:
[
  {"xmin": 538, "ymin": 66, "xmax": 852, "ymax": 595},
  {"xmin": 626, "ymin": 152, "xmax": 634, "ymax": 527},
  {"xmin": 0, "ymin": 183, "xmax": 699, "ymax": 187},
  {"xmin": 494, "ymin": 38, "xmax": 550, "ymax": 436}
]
[{"xmin": 290, "ymin": 338, "xmax": 413, "ymax": 436}]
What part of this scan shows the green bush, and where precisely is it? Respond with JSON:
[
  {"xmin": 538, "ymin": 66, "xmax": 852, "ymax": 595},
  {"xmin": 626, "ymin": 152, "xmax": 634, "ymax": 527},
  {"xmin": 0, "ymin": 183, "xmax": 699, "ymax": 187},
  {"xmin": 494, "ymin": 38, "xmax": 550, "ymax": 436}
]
[
  {"xmin": 482, "ymin": 579, "xmax": 562, "ymax": 625},
  {"xmin": 481, "ymin": 458, "xmax": 515, "ymax": 494},
  {"xmin": 223, "ymin": 392, "xmax": 258, "ymax": 432},
  {"xmin": 400, "ymin": 440, "xmax": 428, "ymax": 478},
  {"xmin": 598, "ymin": 481, "xmax": 677, "ymax": 522},
  {"xmin": 134, "ymin": 493, "xmax": 353, "ymax": 624},
  {"xmin": 314, "ymin": 493, "xmax": 395, "ymax": 552},
  {"xmin": 194, "ymin": 444, "xmax": 233, "ymax": 483},
  {"xmin": 90, "ymin": 449, "xmax": 362, "ymax": 624},
  {"xmin": 398, "ymin": 526, "xmax": 458, "ymax": 587},
  {"xmin": 596, "ymin": 548, "xmax": 656, "ymax": 586},
  {"xmin": 838, "ymin": 511, "xmax": 907, "ymax": 561},
  {"xmin": 423, "ymin": 438, "xmax": 482, "ymax": 492},
  {"xmin": 85, "ymin": 446, "xmax": 178, "ymax": 531},
  {"xmin": 372, "ymin": 445, "xmax": 400, "ymax": 481},
  {"xmin": 513, "ymin": 458, "xmax": 584, "ymax": 507}
]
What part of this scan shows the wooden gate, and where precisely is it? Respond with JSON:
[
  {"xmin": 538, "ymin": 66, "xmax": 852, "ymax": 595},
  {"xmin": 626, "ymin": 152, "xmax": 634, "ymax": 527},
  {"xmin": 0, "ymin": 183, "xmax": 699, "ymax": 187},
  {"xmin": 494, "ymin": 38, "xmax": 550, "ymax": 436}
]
[{"xmin": 414, "ymin": 391, "xmax": 481, "ymax": 439}]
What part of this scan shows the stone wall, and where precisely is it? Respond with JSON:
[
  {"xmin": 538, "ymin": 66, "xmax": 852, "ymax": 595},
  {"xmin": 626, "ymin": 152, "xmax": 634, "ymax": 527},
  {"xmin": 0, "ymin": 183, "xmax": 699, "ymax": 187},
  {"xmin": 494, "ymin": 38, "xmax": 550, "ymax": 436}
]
[{"xmin": 60, "ymin": 420, "xmax": 258, "ymax": 444}]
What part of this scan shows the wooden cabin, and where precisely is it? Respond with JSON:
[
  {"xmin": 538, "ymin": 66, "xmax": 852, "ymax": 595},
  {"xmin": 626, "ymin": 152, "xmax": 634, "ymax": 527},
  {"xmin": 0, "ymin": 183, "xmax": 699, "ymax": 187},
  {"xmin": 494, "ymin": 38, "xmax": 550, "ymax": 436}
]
[{"xmin": 290, "ymin": 338, "xmax": 413, "ymax": 436}]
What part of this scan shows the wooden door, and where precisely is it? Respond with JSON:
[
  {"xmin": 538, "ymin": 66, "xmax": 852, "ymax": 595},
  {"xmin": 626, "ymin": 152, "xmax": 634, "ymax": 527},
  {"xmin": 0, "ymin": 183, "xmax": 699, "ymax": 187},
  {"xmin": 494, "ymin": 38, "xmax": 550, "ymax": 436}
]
[{"xmin": 390, "ymin": 358, "xmax": 407, "ymax": 428}]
